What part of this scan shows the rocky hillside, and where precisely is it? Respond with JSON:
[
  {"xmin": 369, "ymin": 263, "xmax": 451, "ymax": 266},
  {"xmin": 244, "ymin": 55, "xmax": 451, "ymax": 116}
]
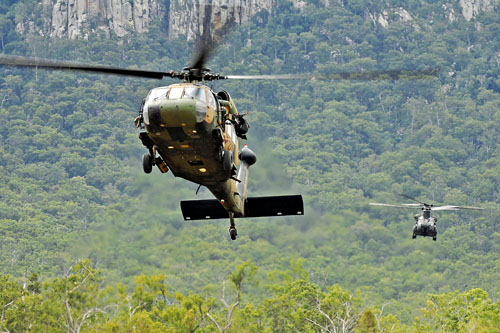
[
  {"xmin": 16, "ymin": 0, "xmax": 162, "ymax": 38},
  {"xmin": 11, "ymin": 0, "xmax": 499, "ymax": 40},
  {"xmin": 15, "ymin": 0, "xmax": 274, "ymax": 39}
]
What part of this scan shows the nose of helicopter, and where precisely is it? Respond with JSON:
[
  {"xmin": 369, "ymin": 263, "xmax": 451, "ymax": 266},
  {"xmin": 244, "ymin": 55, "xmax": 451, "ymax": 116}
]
[{"xmin": 145, "ymin": 99, "xmax": 207, "ymax": 133}]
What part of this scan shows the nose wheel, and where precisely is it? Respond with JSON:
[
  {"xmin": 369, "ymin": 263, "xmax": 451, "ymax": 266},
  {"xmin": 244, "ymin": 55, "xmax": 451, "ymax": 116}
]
[
  {"xmin": 142, "ymin": 147, "xmax": 169, "ymax": 174},
  {"xmin": 142, "ymin": 153, "xmax": 154, "ymax": 174},
  {"xmin": 228, "ymin": 212, "xmax": 238, "ymax": 240}
]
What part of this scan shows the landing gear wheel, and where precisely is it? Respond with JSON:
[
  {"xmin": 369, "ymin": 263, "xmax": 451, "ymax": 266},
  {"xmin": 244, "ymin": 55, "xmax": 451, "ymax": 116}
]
[
  {"xmin": 229, "ymin": 227, "xmax": 237, "ymax": 240},
  {"xmin": 222, "ymin": 150, "xmax": 233, "ymax": 172},
  {"xmin": 142, "ymin": 153, "xmax": 153, "ymax": 174}
]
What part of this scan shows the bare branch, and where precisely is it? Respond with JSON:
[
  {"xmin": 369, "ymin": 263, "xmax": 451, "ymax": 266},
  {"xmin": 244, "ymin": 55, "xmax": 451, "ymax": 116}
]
[
  {"xmin": 1, "ymin": 94, "xmax": 8, "ymax": 109},
  {"xmin": 220, "ymin": 280, "xmax": 230, "ymax": 310},
  {"xmin": 126, "ymin": 295, "xmax": 144, "ymax": 318},
  {"xmin": 306, "ymin": 317, "xmax": 331, "ymax": 332},
  {"xmin": 223, "ymin": 300, "xmax": 240, "ymax": 332},
  {"xmin": 68, "ymin": 265, "xmax": 95, "ymax": 294},
  {"xmin": 315, "ymin": 291, "xmax": 335, "ymax": 329},
  {"xmin": 75, "ymin": 307, "xmax": 109, "ymax": 333},
  {"xmin": 1, "ymin": 300, "xmax": 15, "ymax": 330},
  {"xmin": 375, "ymin": 302, "xmax": 392, "ymax": 333},
  {"xmin": 206, "ymin": 312, "xmax": 223, "ymax": 333},
  {"xmin": 65, "ymin": 299, "xmax": 74, "ymax": 332}
]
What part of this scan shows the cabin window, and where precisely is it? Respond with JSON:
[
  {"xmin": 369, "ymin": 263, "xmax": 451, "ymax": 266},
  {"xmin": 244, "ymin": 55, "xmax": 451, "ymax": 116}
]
[
  {"xmin": 168, "ymin": 87, "xmax": 184, "ymax": 99},
  {"xmin": 207, "ymin": 92, "xmax": 217, "ymax": 110},
  {"xmin": 183, "ymin": 87, "xmax": 206, "ymax": 102}
]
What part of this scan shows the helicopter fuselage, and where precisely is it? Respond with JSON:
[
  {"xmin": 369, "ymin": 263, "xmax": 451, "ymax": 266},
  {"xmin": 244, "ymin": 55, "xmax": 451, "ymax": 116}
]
[
  {"xmin": 135, "ymin": 82, "xmax": 304, "ymax": 241},
  {"xmin": 413, "ymin": 215, "xmax": 437, "ymax": 239},
  {"xmin": 139, "ymin": 83, "xmax": 248, "ymax": 216}
]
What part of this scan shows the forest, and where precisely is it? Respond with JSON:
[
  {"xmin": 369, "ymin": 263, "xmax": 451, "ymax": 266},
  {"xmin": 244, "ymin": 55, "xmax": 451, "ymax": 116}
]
[{"xmin": 0, "ymin": 0, "xmax": 499, "ymax": 331}]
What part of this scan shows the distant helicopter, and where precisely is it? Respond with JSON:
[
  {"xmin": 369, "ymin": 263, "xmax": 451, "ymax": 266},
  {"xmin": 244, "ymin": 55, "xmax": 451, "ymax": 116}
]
[
  {"xmin": 0, "ymin": 32, "xmax": 437, "ymax": 240},
  {"xmin": 370, "ymin": 194, "xmax": 483, "ymax": 241}
]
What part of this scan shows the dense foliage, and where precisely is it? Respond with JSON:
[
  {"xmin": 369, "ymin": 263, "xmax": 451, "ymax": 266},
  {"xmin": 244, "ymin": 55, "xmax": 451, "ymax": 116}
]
[
  {"xmin": 1, "ymin": 259, "xmax": 499, "ymax": 331},
  {"xmin": 1, "ymin": 0, "xmax": 499, "ymax": 329}
]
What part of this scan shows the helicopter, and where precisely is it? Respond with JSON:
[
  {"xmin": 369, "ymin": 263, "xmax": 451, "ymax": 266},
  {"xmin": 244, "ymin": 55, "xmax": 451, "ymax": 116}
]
[
  {"xmin": 0, "ymin": 40, "xmax": 307, "ymax": 240},
  {"xmin": 370, "ymin": 194, "xmax": 483, "ymax": 241},
  {"xmin": 0, "ymin": 30, "xmax": 438, "ymax": 240}
]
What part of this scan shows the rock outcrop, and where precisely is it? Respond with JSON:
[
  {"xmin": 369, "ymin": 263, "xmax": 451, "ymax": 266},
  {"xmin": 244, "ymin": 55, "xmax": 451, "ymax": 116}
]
[
  {"xmin": 365, "ymin": 1, "xmax": 498, "ymax": 29},
  {"xmin": 42, "ymin": 0, "xmax": 161, "ymax": 38},
  {"xmin": 459, "ymin": 0, "xmax": 496, "ymax": 21},
  {"xmin": 166, "ymin": 0, "xmax": 273, "ymax": 41},
  {"xmin": 17, "ymin": 0, "xmax": 162, "ymax": 38},
  {"xmin": 17, "ymin": 0, "xmax": 273, "ymax": 40},
  {"xmin": 367, "ymin": 7, "xmax": 414, "ymax": 29},
  {"xmin": 14, "ymin": 0, "xmax": 499, "ymax": 39}
]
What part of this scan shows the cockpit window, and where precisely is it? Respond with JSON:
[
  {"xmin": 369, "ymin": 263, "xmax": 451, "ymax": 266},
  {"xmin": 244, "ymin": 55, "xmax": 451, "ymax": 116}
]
[
  {"xmin": 143, "ymin": 87, "xmax": 169, "ymax": 125},
  {"xmin": 147, "ymin": 88, "xmax": 169, "ymax": 103},
  {"xmin": 183, "ymin": 87, "xmax": 206, "ymax": 102},
  {"xmin": 168, "ymin": 87, "xmax": 184, "ymax": 99}
]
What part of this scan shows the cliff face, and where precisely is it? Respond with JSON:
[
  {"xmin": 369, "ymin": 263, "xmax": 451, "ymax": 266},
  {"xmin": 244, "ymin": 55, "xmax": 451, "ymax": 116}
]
[
  {"xmin": 16, "ymin": 0, "xmax": 273, "ymax": 40},
  {"xmin": 14, "ymin": 0, "xmax": 499, "ymax": 39},
  {"xmin": 166, "ymin": 0, "xmax": 273, "ymax": 41},
  {"xmin": 459, "ymin": 0, "xmax": 495, "ymax": 21},
  {"xmin": 37, "ymin": 0, "xmax": 162, "ymax": 38},
  {"xmin": 362, "ymin": 0, "xmax": 498, "ymax": 30}
]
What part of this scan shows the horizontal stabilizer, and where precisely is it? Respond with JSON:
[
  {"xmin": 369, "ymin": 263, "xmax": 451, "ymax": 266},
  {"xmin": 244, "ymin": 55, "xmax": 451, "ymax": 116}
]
[
  {"xmin": 245, "ymin": 195, "xmax": 304, "ymax": 218},
  {"xmin": 180, "ymin": 199, "xmax": 228, "ymax": 220},
  {"xmin": 180, "ymin": 195, "xmax": 304, "ymax": 221}
]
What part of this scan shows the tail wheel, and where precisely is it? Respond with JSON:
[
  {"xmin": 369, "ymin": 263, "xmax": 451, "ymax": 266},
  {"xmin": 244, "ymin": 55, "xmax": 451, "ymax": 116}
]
[
  {"xmin": 142, "ymin": 153, "xmax": 153, "ymax": 174},
  {"xmin": 229, "ymin": 227, "xmax": 237, "ymax": 240}
]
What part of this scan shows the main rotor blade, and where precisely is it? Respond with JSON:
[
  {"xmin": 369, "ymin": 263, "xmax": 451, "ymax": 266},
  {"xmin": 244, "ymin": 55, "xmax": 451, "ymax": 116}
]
[
  {"xmin": 317, "ymin": 69, "xmax": 439, "ymax": 80},
  {"xmin": 226, "ymin": 69, "xmax": 438, "ymax": 81},
  {"xmin": 0, "ymin": 55, "xmax": 172, "ymax": 79},
  {"xmin": 226, "ymin": 74, "xmax": 310, "ymax": 80},
  {"xmin": 190, "ymin": 10, "xmax": 236, "ymax": 71},
  {"xmin": 432, "ymin": 205, "xmax": 484, "ymax": 211},
  {"xmin": 369, "ymin": 203, "xmax": 423, "ymax": 209},
  {"xmin": 399, "ymin": 194, "xmax": 427, "ymax": 205}
]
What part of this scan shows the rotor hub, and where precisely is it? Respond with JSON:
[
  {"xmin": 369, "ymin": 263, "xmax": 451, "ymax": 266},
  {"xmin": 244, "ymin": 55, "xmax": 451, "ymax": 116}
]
[{"xmin": 172, "ymin": 67, "xmax": 227, "ymax": 82}]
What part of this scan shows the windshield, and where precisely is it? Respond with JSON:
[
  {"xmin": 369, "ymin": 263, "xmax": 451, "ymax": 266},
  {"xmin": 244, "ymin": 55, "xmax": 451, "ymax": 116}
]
[
  {"xmin": 143, "ymin": 87, "xmax": 169, "ymax": 125},
  {"xmin": 147, "ymin": 87, "xmax": 169, "ymax": 103},
  {"xmin": 183, "ymin": 87, "xmax": 206, "ymax": 102},
  {"xmin": 168, "ymin": 87, "xmax": 183, "ymax": 99}
]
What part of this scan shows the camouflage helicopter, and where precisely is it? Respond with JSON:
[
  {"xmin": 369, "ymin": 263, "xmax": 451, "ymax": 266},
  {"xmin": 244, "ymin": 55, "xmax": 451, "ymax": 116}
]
[
  {"xmin": 370, "ymin": 194, "xmax": 483, "ymax": 241},
  {"xmin": 0, "ymin": 34, "xmax": 438, "ymax": 240}
]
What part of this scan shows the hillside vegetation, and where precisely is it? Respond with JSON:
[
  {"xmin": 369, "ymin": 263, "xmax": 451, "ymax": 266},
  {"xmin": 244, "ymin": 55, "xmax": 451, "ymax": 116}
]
[{"xmin": 0, "ymin": 0, "xmax": 499, "ymax": 330}]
